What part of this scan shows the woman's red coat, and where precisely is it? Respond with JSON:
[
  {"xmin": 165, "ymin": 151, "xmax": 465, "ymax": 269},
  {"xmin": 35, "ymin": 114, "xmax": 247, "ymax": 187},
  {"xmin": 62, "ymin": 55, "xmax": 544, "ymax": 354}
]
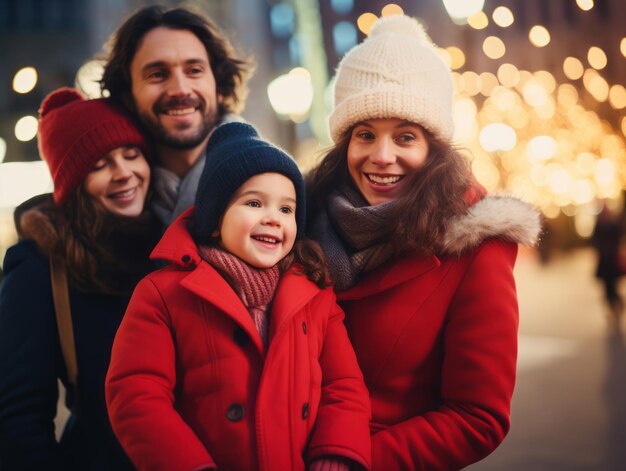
[{"xmin": 338, "ymin": 239, "xmax": 519, "ymax": 470}]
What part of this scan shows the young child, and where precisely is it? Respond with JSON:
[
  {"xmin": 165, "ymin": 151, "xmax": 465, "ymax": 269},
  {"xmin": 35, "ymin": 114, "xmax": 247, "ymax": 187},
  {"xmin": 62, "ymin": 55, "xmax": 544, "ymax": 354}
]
[{"xmin": 105, "ymin": 122, "xmax": 371, "ymax": 471}]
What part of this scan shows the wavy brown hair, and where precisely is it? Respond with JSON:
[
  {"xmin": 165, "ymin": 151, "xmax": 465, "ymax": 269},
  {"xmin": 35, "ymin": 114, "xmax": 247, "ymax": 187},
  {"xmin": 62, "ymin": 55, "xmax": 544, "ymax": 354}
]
[
  {"xmin": 100, "ymin": 5, "xmax": 252, "ymax": 116},
  {"xmin": 279, "ymin": 239, "xmax": 331, "ymax": 289},
  {"xmin": 21, "ymin": 188, "xmax": 158, "ymax": 296},
  {"xmin": 306, "ymin": 126, "xmax": 473, "ymax": 256}
]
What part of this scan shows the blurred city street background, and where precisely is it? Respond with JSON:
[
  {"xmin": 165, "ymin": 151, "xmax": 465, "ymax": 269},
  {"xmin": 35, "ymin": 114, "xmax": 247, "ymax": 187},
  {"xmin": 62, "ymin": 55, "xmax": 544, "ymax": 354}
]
[{"xmin": 468, "ymin": 247, "xmax": 626, "ymax": 470}]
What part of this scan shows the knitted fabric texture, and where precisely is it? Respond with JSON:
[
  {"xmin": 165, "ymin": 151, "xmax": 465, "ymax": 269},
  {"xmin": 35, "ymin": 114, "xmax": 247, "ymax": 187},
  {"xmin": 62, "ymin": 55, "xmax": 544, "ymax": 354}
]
[
  {"xmin": 328, "ymin": 15, "xmax": 454, "ymax": 143},
  {"xmin": 37, "ymin": 87, "xmax": 150, "ymax": 206},
  {"xmin": 308, "ymin": 458, "xmax": 351, "ymax": 471},
  {"xmin": 193, "ymin": 122, "xmax": 305, "ymax": 244},
  {"xmin": 309, "ymin": 184, "xmax": 396, "ymax": 291},
  {"xmin": 198, "ymin": 245, "xmax": 280, "ymax": 346}
]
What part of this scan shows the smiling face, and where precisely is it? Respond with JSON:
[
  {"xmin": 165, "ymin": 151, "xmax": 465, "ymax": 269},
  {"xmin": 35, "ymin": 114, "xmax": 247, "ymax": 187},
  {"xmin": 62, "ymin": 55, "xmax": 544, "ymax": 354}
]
[
  {"xmin": 83, "ymin": 146, "xmax": 150, "ymax": 218},
  {"xmin": 217, "ymin": 173, "xmax": 297, "ymax": 269},
  {"xmin": 347, "ymin": 117, "xmax": 430, "ymax": 206},
  {"xmin": 129, "ymin": 27, "xmax": 220, "ymax": 151}
]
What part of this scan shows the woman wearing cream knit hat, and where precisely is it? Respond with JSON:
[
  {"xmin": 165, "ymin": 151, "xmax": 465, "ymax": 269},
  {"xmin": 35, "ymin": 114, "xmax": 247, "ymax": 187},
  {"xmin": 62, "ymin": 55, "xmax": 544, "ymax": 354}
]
[{"xmin": 307, "ymin": 15, "xmax": 542, "ymax": 470}]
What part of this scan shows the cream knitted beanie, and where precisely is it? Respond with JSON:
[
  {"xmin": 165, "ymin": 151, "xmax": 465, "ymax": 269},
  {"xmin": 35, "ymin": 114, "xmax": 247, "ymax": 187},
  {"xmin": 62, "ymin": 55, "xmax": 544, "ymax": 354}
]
[{"xmin": 328, "ymin": 15, "xmax": 454, "ymax": 143}]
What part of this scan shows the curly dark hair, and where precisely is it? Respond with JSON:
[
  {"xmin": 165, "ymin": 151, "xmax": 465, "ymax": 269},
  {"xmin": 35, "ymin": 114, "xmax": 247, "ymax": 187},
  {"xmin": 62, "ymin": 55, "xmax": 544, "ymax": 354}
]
[
  {"xmin": 306, "ymin": 126, "xmax": 473, "ymax": 256},
  {"xmin": 100, "ymin": 5, "xmax": 252, "ymax": 116}
]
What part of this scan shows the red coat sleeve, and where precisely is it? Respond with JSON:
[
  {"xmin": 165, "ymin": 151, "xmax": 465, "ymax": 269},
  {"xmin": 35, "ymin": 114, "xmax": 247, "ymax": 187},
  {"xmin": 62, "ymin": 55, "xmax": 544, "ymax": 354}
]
[
  {"xmin": 307, "ymin": 293, "xmax": 372, "ymax": 470},
  {"xmin": 106, "ymin": 277, "xmax": 216, "ymax": 471},
  {"xmin": 371, "ymin": 240, "xmax": 519, "ymax": 470}
]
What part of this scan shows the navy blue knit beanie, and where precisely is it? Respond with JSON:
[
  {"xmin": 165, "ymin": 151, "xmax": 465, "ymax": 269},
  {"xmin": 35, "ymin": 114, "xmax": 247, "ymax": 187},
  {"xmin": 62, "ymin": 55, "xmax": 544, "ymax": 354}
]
[{"xmin": 193, "ymin": 122, "xmax": 306, "ymax": 245}]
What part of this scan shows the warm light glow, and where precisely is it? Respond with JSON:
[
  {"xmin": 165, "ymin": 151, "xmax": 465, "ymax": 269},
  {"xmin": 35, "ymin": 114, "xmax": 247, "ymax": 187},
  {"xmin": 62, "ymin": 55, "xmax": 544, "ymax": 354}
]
[
  {"xmin": 587, "ymin": 46, "xmax": 607, "ymax": 70},
  {"xmin": 492, "ymin": 6, "xmax": 514, "ymax": 27},
  {"xmin": 479, "ymin": 72, "xmax": 499, "ymax": 96},
  {"xmin": 357, "ymin": 12, "xmax": 378, "ymax": 35},
  {"xmin": 446, "ymin": 46, "xmax": 466, "ymax": 69},
  {"xmin": 583, "ymin": 69, "xmax": 609, "ymax": 102},
  {"xmin": 491, "ymin": 86, "xmax": 517, "ymax": 111},
  {"xmin": 574, "ymin": 210, "xmax": 595, "ymax": 238},
  {"xmin": 0, "ymin": 162, "xmax": 53, "ymax": 208},
  {"xmin": 482, "ymin": 36, "xmax": 506, "ymax": 59},
  {"xmin": 497, "ymin": 63, "xmax": 519, "ymax": 87},
  {"xmin": 467, "ymin": 11, "xmax": 488, "ymax": 29},
  {"xmin": 0, "ymin": 138, "xmax": 6, "ymax": 163},
  {"xmin": 15, "ymin": 116, "xmax": 38, "ymax": 142},
  {"xmin": 563, "ymin": 57, "xmax": 584, "ymax": 80},
  {"xmin": 527, "ymin": 136, "xmax": 557, "ymax": 162},
  {"xmin": 576, "ymin": 0, "xmax": 594, "ymax": 11},
  {"xmin": 442, "ymin": 0, "xmax": 485, "ymax": 24},
  {"xmin": 621, "ymin": 117, "xmax": 626, "ymax": 137},
  {"xmin": 472, "ymin": 158, "xmax": 500, "ymax": 189},
  {"xmin": 479, "ymin": 123, "xmax": 516, "ymax": 151},
  {"xmin": 453, "ymin": 98, "xmax": 478, "ymax": 143},
  {"xmin": 534, "ymin": 71, "xmax": 556, "ymax": 93},
  {"xmin": 522, "ymin": 81, "xmax": 548, "ymax": 107},
  {"xmin": 558, "ymin": 84, "xmax": 579, "ymax": 107},
  {"xmin": 267, "ymin": 68, "xmax": 314, "ymax": 120},
  {"xmin": 381, "ymin": 3, "xmax": 403, "ymax": 16},
  {"xmin": 609, "ymin": 85, "xmax": 626, "ymax": 110},
  {"xmin": 594, "ymin": 158, "xmax": 615, "ymax": 186},
  {"xmin": 461, "ymin": 71, "xmax": 482, "ymax": 96},
  {"xmin": 535, "ymin": 98, "xmax": 556, "ymax": 120},
  {"xmin": 12, "ymin": 67, "xmax": 38, "ymax": 94},
  {"xmin": 529, "ymin": 26, "xmax": 550, "ymax": 47},
  {"xmin": 75, "ymin": 60, "xmax": 106, "ymax": 98},
  {"xmin": 621, "ymin": 38, "xmax": 626, "ymax": 57},
  {"xmin": 548, "ymin": 167, "xmax": 572, "ymax": 195}
]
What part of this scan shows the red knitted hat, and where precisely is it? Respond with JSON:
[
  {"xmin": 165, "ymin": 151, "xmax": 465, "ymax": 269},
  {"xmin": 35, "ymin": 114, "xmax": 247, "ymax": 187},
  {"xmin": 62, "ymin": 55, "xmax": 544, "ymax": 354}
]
[{"xmin": 37, "ymin": 87, "xmax": 150, "ymax": 206}]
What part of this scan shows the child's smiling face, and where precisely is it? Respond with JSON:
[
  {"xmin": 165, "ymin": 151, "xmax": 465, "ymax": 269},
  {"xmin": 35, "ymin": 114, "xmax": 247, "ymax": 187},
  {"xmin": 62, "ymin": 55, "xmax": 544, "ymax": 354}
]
[{"xmin": 217, "ymin": 172, "xmax": 297, "ymax": 268}]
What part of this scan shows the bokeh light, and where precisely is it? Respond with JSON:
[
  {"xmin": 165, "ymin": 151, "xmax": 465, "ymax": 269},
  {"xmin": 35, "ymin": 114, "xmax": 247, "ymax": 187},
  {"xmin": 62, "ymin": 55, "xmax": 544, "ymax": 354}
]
[
  {"xmin": 563, "ymin": 57, "xmax": 584, "ymax": 80},
  {"xmin": 357, "ymin": 12, "xmax": 378, "ymax": 35},
  {"xmin": 492, "ymin": 6, "xmax": 514, "ymax": 27},
  {"xmin": 483, "ymin": 36, "xmax": 506, "ymax": 59},
  {"xmin": 12, "ymin": 67, "xmax": 38, "ymax": 94},
  {"xmin": 576, "ymin": 0, "xmax": 594, "ymax": 11},
  {"xmin": 381, "ymin": 3, "xmax": 403, "ymax": 16},
  {"xmin": 529, "ymin": 26, "xmax": 550, "ymax": 47},
  {"xmin": 467, "ymin": 11, "xmax": 488, "ymax": 30},
  {"xmin": 587, "ymin": 46, "xmax": 607, "ymax": 70},
  {"xmin": 15, "ymin": 116, "xmax": 38, "ymax": 142}
]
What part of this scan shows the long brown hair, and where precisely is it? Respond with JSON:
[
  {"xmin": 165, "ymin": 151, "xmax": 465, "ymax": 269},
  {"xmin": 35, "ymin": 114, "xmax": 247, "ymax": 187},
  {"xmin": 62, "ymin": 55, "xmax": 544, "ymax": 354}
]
[
  {"xmin": 23, "ymin": 187, "xmax": 158, "ymax": 296},
  {"xmin": 100, "ymin": 5, "xmax": 253, "ymax": 116},
  {"xmin": 306, "ymin": 126, "xmax": 473, "ymax": 256}
]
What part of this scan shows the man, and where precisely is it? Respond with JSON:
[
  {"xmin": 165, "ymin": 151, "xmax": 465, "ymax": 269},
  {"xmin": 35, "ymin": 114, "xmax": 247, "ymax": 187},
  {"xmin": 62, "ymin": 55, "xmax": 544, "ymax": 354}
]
[{"xmin": 101, "ymin": 5, "xmax": 252, "ymax": 225}]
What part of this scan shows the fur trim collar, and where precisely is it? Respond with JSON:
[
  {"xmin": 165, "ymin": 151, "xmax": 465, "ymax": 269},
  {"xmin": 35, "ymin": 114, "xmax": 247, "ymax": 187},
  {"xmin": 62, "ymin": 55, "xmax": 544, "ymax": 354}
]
[{"xmin": 443, "ymin": 196, "xmax": 541, "ymax": 254}]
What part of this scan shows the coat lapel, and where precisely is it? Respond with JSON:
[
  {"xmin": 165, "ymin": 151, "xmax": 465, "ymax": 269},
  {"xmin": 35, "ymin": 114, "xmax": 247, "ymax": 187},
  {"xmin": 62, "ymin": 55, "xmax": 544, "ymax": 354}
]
[
  {"xmin": 338, "ymin": 254, "xmax": 441, "ymax": 301},
  {"xmin": 180, "ymin": 261, "xmax": 265, "ymax": 355},
  {"xmin": 268, "ymin": 270, "xmax": 320, "ymax": 341}
]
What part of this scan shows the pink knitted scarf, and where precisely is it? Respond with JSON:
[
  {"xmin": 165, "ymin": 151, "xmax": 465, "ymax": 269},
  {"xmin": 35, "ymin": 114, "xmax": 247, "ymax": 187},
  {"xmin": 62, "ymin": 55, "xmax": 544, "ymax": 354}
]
[{"xmin": 198, "ymin": 245, "xmax": 280, "ymax": 346}]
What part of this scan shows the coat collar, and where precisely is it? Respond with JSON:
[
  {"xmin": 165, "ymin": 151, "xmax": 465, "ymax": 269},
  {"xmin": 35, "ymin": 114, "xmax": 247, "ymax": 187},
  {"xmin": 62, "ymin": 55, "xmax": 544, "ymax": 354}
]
[
  {"xmin": 442, "ymin": 195, "xmax": 541, "ymax": 254},
  {"xmin": 151, "ymin": 206, "xmax": 201, "ymax": 268},
  {"xmin": 337, "ymin": 254, "xmax": 440, "ymax": 301}
]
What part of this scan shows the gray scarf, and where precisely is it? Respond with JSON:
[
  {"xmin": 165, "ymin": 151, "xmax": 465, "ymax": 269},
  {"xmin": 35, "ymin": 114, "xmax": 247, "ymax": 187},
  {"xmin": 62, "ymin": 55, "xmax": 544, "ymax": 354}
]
[{"xmin": 310, "ymin": 185, "xmax": 396, "ymax": 291}]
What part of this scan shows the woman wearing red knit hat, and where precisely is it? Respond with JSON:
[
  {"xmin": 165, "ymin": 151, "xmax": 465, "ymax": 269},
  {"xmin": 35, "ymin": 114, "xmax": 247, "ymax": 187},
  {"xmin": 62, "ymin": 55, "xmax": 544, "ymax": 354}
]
[{"xmin": 0, "ymin": 88, "xmax": 161, "ymax": 470}]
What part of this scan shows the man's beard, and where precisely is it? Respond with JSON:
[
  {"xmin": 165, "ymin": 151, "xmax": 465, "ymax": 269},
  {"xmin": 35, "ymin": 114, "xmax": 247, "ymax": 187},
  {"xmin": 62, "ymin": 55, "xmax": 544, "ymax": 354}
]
[{"xmin": 137, "ymin": 97, "xmax": 219, "ymax": 150}]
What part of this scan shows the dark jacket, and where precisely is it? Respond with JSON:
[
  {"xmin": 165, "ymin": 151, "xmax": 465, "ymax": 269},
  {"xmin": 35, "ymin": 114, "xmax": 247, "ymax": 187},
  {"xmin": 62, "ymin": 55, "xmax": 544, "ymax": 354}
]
[{"xmin": 0, "ymin": 195, "xmax": 158, "ymax": 470}]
